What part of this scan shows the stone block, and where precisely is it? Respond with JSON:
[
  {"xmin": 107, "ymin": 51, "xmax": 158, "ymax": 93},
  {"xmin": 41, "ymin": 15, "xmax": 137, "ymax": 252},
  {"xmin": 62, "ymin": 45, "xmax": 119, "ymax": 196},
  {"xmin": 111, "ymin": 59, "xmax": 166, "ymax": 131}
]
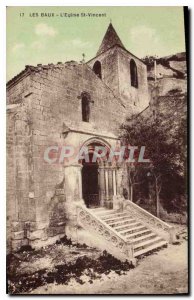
[
  {"xmin": 21, "ymin": 238, "xmax": 29, "ymax": 247},
  {"xmin": 47, "ymin": 226, "xmax": 65, "ymax": 237},
  {"xmin": 55, "ymin": 189, "xmax": 65, "ymax": 196},
  {"xmin": 11, "ymin": 221, "xmax": 23, "ymax": 232},
  {"xmin": 27, "ymin": 229, "xmax": 45, "ymax": 241},
  {"xmin": 27, "ymin": 221, "xmax": 37, "ymax": 232},
  {"xmin": 12, "ymin": 239, "xmax": 22, "ymax": 251},
  {"xmin": 12, "ymin": 230, "xmax": 24, "ymax": 240}
]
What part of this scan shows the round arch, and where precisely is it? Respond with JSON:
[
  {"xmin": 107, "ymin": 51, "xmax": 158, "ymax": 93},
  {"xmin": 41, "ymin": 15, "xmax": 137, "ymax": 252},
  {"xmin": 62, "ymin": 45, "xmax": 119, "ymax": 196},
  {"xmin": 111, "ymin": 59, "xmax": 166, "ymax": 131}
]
[
  {"xmin": 130, "ymin": 59, "xmax": 138, "ymax": 88},
  {"xmin": 93, "ymin": 60, "xmax": 102, "ymax": 79},
  {"xmin": 81, "ymin": 136, "xmax": 111, "ymax": 149},
  {"xmin": 80, "ymin": 137, "xmax": 112, "ymax": 208},
  {"xmin": 79, "ymin": 137, "xmax": 111, "ymax": 165}
]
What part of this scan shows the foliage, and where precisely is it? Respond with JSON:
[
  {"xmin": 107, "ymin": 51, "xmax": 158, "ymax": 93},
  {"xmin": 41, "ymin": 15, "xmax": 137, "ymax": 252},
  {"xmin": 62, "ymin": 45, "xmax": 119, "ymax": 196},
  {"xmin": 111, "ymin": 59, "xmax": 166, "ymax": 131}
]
[
  {"xmin": 120, "ymin": 113, "xmax": 186, "ymax": 214},
  {"xmin": 142, "ymin": 55, "xmax": 185, "ymax": 79},
  {"xmin": 142, "ymin": 55, "xmax": 158, "ymax": 71}
]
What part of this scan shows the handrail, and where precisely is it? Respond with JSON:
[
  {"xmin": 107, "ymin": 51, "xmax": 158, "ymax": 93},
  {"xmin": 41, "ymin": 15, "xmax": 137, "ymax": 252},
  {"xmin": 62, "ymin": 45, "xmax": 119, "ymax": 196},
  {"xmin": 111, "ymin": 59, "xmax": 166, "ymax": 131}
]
[
  {"xmin": 77, "ymin": 203, "xmax": 128, "ymax": 242},
  {"xmin": 124, "ymin": 200, "xmax": 172, "ymax": 229},
  {"xmin": 76, "ymin": 203, "xmax": 134, "ymax": 259},
  {"xmin": 123, "ymin": 200, "xmax": 175, "ymax": 243}
]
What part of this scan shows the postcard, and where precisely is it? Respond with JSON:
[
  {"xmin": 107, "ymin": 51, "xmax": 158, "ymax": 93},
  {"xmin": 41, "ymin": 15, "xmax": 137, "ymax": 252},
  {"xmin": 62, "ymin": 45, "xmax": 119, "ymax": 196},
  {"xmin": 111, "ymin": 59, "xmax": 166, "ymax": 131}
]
[{"xmin": 6, "ymin": 6, "xmax": 188, "ymax": 295}]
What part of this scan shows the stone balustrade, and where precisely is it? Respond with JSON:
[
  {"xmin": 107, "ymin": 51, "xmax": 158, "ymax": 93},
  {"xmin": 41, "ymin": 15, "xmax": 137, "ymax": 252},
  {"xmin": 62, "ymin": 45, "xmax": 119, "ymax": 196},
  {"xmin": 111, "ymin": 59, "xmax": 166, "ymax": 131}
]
[
  {"xmin": 76, "ymin": 203, "xmax": 134, "ymax": 261},
  {"xmin": 122, "ymin": 199, "xmax": 176, "ymax": 243}
]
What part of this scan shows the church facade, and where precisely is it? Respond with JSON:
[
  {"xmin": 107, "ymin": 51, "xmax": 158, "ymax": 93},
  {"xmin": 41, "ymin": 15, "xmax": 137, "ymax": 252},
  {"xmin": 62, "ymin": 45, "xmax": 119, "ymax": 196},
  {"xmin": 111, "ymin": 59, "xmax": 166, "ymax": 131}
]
[{"xmin": 7, "ymin": 24, "xmax": 157, "ymax": 254}]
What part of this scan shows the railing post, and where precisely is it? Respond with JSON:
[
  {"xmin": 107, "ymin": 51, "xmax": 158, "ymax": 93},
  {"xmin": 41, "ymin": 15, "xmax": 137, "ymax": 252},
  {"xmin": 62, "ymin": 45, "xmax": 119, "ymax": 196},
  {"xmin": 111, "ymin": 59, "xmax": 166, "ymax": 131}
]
[
  {"xmin": 169, "ymin": 227, "xmax": 176, "ymax": 244},
  {"xmin": 126, "ymin": 242, "xmax": 137, "ymax": 267}
]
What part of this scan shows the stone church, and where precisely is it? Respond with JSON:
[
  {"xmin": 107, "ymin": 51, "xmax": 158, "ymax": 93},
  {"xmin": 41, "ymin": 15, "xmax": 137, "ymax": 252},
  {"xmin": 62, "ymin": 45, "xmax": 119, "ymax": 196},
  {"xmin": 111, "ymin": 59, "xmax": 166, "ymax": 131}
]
[{"xmin": 7, "ymin": 23, "xmax": 175, "ymax": 260}]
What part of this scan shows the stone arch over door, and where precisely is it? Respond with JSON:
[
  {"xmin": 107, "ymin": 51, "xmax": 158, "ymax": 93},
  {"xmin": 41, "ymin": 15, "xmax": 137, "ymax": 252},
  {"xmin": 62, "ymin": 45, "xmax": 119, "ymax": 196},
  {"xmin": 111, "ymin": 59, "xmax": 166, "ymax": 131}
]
[{"xmin": 79, "ymin": 137, "xmax": 118, "ymax": 209}]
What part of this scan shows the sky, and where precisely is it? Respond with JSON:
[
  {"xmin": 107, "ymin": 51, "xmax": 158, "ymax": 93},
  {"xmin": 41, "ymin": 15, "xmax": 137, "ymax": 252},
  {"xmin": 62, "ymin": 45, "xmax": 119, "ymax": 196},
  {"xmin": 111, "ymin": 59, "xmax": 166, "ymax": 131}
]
[{"xmin": 6, "ymin": 6, "xmax": 186, "ymax": 81}]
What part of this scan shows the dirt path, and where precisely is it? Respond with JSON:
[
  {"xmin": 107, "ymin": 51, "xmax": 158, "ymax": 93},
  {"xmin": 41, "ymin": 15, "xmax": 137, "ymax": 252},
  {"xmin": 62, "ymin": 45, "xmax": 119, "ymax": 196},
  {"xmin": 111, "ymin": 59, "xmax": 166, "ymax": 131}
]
[{"xmin": 31, "ymin": 241, "xmax": 188, "ymax": 295}]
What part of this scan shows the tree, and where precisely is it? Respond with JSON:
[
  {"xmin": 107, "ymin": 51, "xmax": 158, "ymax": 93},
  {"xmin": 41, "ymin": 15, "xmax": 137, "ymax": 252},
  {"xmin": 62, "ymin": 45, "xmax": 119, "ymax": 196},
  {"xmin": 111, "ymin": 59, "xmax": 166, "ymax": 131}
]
[
  {"xmin": 120, "ymin": 116, "xmax": 183, "ymax": 217},
  {"xmin": 127, "ymin": 164, "xmax": 139, "ymax": 202}
]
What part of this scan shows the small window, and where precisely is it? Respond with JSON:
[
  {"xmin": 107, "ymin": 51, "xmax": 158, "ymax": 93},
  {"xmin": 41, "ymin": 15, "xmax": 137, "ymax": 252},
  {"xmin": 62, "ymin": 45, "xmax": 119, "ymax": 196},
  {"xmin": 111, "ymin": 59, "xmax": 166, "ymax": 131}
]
[
  {"xmin": 130, "ymin": 59, "xmax": 138, "ymax": 88},
  {"xmin": 82, "ymin": 94, "xmax": 90, "ymax": 122},
  {"xmin": 93, "ymin": 61, "xmax": 102, "ymax": 79}
]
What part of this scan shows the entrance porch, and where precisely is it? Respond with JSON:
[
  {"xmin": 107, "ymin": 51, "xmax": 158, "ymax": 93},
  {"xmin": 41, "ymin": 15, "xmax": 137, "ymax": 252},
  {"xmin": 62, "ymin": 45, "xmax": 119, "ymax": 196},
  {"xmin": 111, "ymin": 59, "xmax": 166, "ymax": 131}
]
[
  {"xmin": 80, "ymin": 141, "xmax": 122, "ymax": 209},
  {"xmin": 82, "ymin": 160, "xmax": 119, "ymax": 209}
]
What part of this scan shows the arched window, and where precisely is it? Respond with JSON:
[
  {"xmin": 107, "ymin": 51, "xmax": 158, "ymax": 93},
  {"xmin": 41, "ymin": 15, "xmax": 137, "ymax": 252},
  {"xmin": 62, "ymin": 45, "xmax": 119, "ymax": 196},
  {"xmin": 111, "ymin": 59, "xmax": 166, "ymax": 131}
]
[
  {"xmin": 93, "ymin": 61, "xmax": 102, "ymax": 79},
  {"xmin": 130, "ymin": 59, "xmax": 138, "ymax": 88},
  {"xmin": 81, "ymin": 93, "xmax": 90, "ymax": 122}
]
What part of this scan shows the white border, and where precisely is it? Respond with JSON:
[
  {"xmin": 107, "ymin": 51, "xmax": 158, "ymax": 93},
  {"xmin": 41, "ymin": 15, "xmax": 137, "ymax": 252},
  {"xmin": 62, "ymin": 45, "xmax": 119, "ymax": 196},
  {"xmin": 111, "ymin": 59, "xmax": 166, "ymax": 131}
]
[{"xmin": 1, "ymin": 0, "xmax": 193, "ymax": 299}]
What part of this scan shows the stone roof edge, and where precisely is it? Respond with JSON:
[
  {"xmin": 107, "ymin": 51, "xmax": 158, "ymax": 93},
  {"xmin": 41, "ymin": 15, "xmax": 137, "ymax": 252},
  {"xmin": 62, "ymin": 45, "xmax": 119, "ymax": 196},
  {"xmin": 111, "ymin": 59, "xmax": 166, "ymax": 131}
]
[
  {"xmin": 6, "ymin": 60, "xmax": 126, "ymax": 111},
  {"xmin": 6, "ymin": 61, "xmax": 79, "ymax": 90},
  {"xmin": 6, "ymin": 67, "xmax": 31, "ymax": 90}
]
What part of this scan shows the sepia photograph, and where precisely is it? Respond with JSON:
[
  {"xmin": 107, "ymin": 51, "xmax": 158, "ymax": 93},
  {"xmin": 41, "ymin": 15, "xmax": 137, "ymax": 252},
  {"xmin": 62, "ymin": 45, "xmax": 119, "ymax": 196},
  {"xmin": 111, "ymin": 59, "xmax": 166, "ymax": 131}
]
[{"xmin": 6, "ymin": 6, "xmax": 188, "ymax": 295}]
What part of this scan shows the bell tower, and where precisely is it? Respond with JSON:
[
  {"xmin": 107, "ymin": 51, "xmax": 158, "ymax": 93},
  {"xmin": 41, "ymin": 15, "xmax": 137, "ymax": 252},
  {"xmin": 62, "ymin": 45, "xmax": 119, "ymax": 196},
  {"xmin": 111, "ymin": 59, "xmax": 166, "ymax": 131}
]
[{"xmin": 87, "ymin": 23, "xmax": 149, "ymax": 113}]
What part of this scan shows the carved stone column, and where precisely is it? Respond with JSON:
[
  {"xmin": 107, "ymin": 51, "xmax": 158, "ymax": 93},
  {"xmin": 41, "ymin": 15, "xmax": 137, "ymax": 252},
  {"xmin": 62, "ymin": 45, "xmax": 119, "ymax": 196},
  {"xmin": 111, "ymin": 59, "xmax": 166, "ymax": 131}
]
[
  {"xmin": 108, "ymin": 167, "xmax": 113, "ymax": 209},
  {"xmin": 98, "ymin": 165, "xmax": 105, "ymax": 207},
  {"xmin": 113, "ymin": 168, "xmax": 117, "ymax": 196},
  {"xmin": 105, "ymin": 167, "xmax": 109, "ymax": 207}
]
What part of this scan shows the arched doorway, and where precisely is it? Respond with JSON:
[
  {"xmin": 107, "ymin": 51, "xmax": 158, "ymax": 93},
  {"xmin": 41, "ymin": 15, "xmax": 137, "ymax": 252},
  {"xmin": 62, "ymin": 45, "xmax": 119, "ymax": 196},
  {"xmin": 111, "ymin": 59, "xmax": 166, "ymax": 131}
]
[
  {"xmin": 81, "ymin": 141, "xmax": 108, "ymax": 208},
  {"xmin": 80, "ymin": 139, "xmax": 118, "ymax": 209},
  {"xmin": 82, "ymin": 155, "xmax": 99, "ymax": 208}
]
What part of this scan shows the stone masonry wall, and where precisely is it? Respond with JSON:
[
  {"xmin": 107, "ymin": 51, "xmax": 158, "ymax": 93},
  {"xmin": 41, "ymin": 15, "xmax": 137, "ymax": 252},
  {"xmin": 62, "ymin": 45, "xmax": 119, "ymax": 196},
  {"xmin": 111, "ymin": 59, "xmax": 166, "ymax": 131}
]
[
  {"xmin": 87, "ymin": 47, "xmax": 120, "ymax": 99},
  {"xmin": 7, "ymin": 103, "xmax": 35, "ymax": 251},
  {"xmin": 7, "ymin": 62, "xmax": 126, "ymax": 250},
  {"xmin": 117, "ymin": 47, "xmax": 150, "ymax": 113},
  {"xmin": 88, "ymin": 46, "xmax": 150, "ymax": 116}
]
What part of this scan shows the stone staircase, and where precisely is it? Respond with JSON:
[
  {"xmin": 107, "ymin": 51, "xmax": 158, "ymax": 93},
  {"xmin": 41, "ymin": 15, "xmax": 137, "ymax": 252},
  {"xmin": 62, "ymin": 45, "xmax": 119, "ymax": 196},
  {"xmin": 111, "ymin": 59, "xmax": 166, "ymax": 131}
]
[
  {"xmin": 91, "ymin": 207, "xmax": 168, "ymax": 257},
  {"xmin": 76, "ymin": 200, "xmax": 175, "ymax": 263}
]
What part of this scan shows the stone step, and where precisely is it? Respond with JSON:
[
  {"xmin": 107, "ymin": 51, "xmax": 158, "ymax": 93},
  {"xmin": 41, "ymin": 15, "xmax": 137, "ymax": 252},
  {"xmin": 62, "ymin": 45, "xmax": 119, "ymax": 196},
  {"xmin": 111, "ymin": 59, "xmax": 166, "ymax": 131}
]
[
  {"xmin": 125, "ymin": 229, "xmax": 152, "ymax": 240},
  {"xmin": 108, "ymin": 219, "xmax": 136, "ymax": 228},
  {"xmin": 100, "ymin": 212, "xmax": 129, "ymax": 220},
  {"xmin": 110, "ymin": 219, "xmax": 137, "ymax": 229},
  {"xmin": 131, "ymin": 233, "xmax": 157, "ymax": 245},
  {"xmin": 122, "ymin": 225, "xmax": 146, "ymax": 237},
  {"xmin": 102, "ymin": 215, "xmax": 132, "ymax": 224},
  {"xmin": 80, "ymin": 206, "xmax": 168, "ymax": 261},
  {"xmin": 94, "ymin": 209, "xmax": 117, "ymax": 216},
  {"xmin": 90, "ymin": 208, "xmax": 109, "ymax": 213},
  {"xmin": 112, "ymin": 220, "xmax": 139, "ymax": 232},
  {"xmin": 134, "ymin": 240, "xmax": 168, "ymax": 257},
  {"xmin": 119, "ymin": 222, "xmax": 143, "ymax": 234},
  {"xmin": 134, "ymin": 236, "xmax": 164, "ymax": 251}
]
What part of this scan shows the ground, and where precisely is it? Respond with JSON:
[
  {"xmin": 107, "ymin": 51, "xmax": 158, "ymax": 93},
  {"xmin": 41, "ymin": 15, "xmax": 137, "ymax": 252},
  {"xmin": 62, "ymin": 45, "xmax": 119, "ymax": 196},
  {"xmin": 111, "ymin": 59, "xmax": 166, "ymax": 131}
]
[{"xmin": 7, "ymin": 224, "xmax": 188, "ymax": 295}]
